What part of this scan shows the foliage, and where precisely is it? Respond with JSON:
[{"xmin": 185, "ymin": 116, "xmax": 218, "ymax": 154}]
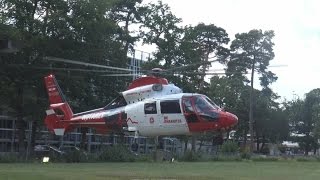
[
  {"xmin": 0, "ymin": 0, "xmax": 133, "ymax": 154},
  {"xmin": 181, "ymin": 23, "xmax": 230, "ymax": 94},
  {"xmin": 139, "ymin": 0, "xmax": 183, "ymax": 67},
  {"xmin": 227, "ymin": 29, "xmax": 278, "ymax": 151},
  {"xmin": 211, "ymin": 155, "xmax": 242, "ymax": 161},
  {"xmin": 240, "ymin": 147, "xmax": 251, "ymax": 159},
  {"xmin": 61, "ymin": 150, "xmax": 88, "ymax": 163},
  {"xmin": 228, "ymin": 29, "xmax": 277, "ymax": 87},
  {"xmin": 296, "ymin": 156, "xmax": 320, "ymax": 162},
  {"xmin": 251, "ymin": 156, "xmax": 278, "ymax": 161},
  {"xmin": 108, "ymin": 0, "xmax": 142, "ymax": 54},
  {"xmin": 97, "ymin": 145, "xmax": 136, "ymax": 162},
  {"xmin": 259, "ymin": 146, "xmax": 270, "ymax": 155},
  {"xmin": 0, "ymin": 153, "xmax": 23, "ymax": 163},
  {"xmin": 220, "ymin": 141, "xmax": 239, "ymax": 154},
  {"xmin": 179, "ymin": 150, "xmax": 202, "ymax": 162},
  {"xmin": 284, "ymin": 88, "xmax": 320, "ymax": 155},
  {"xmin": 135, "ymin": 154, "xmax": 153, "ymax": 162}
]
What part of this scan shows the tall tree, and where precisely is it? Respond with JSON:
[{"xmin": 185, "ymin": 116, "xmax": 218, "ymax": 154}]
[
  {"xmin": 109, "ymin": 0, "xmax": 142, "ymax": 54},
  {"xmin": 254, "ymin": 89, "xmax": 288, "ymax": 152},
  {"xmin": 182, "ymin": 23, "xmax": 229, "ymax": 93},
  {"xmin": 139, "ymin": 0, "xmax": 183, "ymax": 67},
  {"xmin": 297, "ymin": 89, "xmax": 320, "ymax": 154},
  {"xmin": 228, "ymin": 29, "xmax": 276, "ymax": 152}
]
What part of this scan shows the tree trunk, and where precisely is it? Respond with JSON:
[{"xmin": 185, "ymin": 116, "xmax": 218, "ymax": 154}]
[
  {"xmin": 16, "ymin": 84, "xmax": 26, "ymax": 156},
  {"xmin": 30, "ymin": 120, "xmax": 37, "ymax": 155},
  {"xmin": 80, "ymin": 128, "xmax": 87, "ymax": 150},
  {"xmin": 304, "ymin": 135, "xmax": 311, "ymax": 155},
  {"xmin": 249, "ymin": 61, "xmax": 255, "ymax": 153},
  {"xmin": 260, "ymin": 135, "xmax": 266, "ymax": 153},
  {"xmin": 198, "ymin": 139, "xmax": 203, "ymax": 151},
  {"xmin": 191, "ymin": 135, "xmax": 196, "ymax": 152},
  {"xmin": 256, "ymin": 135, "xmax": 260, "ymax": 152},
  {"xmin": 184, "ymin": 138, "xmax": 188, "ymax": 153},
  {"xmin": 243, "ymin": 130, "xmax": 248, "ymax": 147},
  {"xmin": 123, "ymin": 12, "xmax": 132, "ymax": 54}
]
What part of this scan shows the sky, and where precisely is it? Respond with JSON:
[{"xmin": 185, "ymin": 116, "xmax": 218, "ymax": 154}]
[{"xmin": 141, "ymin": 0, "xmax": 320, "ymax": 101}]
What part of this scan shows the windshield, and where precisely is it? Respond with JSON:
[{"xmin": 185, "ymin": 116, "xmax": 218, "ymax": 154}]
[
  {"xmin": 194, "ymin": 96, "xmax": 219, "ymax": 121},
  {"xmin": 205, "ymin": 96, "xmax": 220, "ymax": 110},
  {"xmin": 194, "ymin": 96, "xmax": 219, "ymax": 112}
]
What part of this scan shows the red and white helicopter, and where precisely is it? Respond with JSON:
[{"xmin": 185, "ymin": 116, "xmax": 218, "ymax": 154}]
[{"xmin": 43, "ymin": 58, "xmax": 238, "ymax": 137}]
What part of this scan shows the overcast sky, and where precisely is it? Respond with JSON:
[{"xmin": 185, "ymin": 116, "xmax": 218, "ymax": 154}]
[{"xmin": 141, "ymin": 0, "xmax": 320, "ymax": 100}]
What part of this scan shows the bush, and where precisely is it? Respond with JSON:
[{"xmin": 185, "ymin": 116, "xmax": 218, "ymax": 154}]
[
  {"xmin": 179, "ymin": 150, "xmax": 201, "ymax": 162},
  {"xmin": 0, "ymin": 153, "xmax": 22, "ymax": 163},
  {"xmin": 278, "ymin": 145, "xmax": 286, "ymax": 154},
  {"xmin": 260, "ymin": 147, "xmax": 270, "ymax": 155},
  {"xmin": 240, "ymin": 147, "xmax": 251, "ymax": 160},
  {"xmin": 97, "ymin": 145, "xmax": 136, "ymax": 162},
  {"xmin": 62, "ymin": 149, "xmax": 88, "ymax": 163},
  {"xmin": 251, "ymin": 156, "xmax": 279, "ymax": 161},
  {"xmin": 220, "ymin": 141, "xmax": 239, "ymax": 154},
  {"xmin": 212, "ymin": 155, "xmax": 242, "ymax": 161},
  {"xmin": 296, "ymin": 156, "xmax": 320, "ymax": 162},
  {"xmin": 135, "ymin": 154, "xmax": 153, "ymax": 162}
]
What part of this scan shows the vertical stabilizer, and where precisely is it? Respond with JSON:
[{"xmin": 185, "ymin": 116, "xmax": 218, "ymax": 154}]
[{"xmin": 44, "ymin": 74, "xmax": 74, "ymax": 135}]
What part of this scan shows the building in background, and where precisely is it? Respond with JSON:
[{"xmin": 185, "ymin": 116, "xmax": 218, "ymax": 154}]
[{"xmin": 128, "ymin": 49, "xmax": 151, "ymax": 80}]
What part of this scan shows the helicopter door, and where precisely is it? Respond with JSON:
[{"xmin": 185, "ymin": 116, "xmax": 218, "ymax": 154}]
[
  {"xmin": 182, "ymin": 97, "xmax": 198, "ymax": 123},
  {"xmin": 141, "ymin": 101, "xmax": 159, "ymax": 135},
  {"xmin": 159, "ymin": 99, "xmax": 187, "ymax": 135}
]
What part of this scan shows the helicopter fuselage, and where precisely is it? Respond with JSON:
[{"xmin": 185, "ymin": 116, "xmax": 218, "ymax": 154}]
[{"xmin": 44, "ymin": 75, "xmax": 238, "ymax": 136}]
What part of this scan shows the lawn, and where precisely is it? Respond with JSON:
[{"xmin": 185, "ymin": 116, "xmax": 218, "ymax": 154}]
[{"xmin": 1, "ymin": 161, "xmax": 320, "ymax": 180}]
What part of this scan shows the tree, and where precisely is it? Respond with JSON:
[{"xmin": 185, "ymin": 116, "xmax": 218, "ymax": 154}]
[
  {"xmin": 300, "ymin": 89, "xmax": 320, "ymax": 154},
  {"xmin": 182, "ymin": 23, "xmax": 229, "ymax": 93},
  {"xmin": 109, "ymin": 0, "xmax": 142, "ymax": 54},
  {"xmin": 0, "ymin": 0, "xmax": 132, "ymax": 154},
  {"xmin": 139, "ymin": 0, "xmax": 183, "ymax": 67},
  {"xmin": 284, "ymin": 89, "xmax": 320, "ymax": 155},
  {"xmin": 254, "ymin": 89, "xmax": 288, "ymax": 152},
  {"xmin": 228, "ymin": 29, "xmax": 277, "ymax": 152}
]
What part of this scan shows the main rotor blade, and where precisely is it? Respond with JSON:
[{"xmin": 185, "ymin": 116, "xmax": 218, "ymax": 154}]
[
  {"xmin": 166, "ymin": 59, "xmax": 222, "ymax": 72},
  {"xmin": 100, "ymin": 74, "xmax": 142, "ymax": 77},
  {"xmin": 177, "ymin": 71, "xmax": 248, "ymax": 75},
  {"xmin": 44, "ymin": 56, "xmax": 132, "ymax": 72},
  {"xmin": 6, "ymin": 64, "xmax": 123, "ymax": 73},
  {"xmin": 269, "ymin": 64, "xmax": 288, "ymax": 68}
]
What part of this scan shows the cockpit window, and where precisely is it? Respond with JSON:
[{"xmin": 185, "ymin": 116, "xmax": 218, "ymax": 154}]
[
  {"xmin": 205, "ymin": 97, "xmax": 220, "ymax": 110},
  {"xmin": 183, "ymin": 98, "xmax": 194, "ymax": 113},
  {"xmin": 194, "ymin": 96, "xmax": 219, "ymax": 121},
  {"xmin": 160, "ymin": 100, "xmax": 181, "ymax": 114},
  {"xmin": 194, "ymin": 96, "xmax": 219, "ymax": 112},
  {"xmin": 104, "ymin": 95, "xmax": 127, "ymax": 110},
  {"xmin": 144, "ymin": 101, "xmax": 157, "ymax": 114}
]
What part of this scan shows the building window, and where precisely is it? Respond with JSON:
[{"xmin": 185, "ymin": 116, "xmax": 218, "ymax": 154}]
[
  {"xmin": 160, "ymin": 100, "xmax": 181, "ymax": 114},
  {"xmin": 144, "ymin": 102, "xmax": 157, "ymax": 114}
]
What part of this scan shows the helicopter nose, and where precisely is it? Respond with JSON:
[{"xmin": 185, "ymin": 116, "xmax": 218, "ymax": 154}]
[
  {"xmin": 228, "ymin": 113, "xmax": 238, "ymax": 126},
  {"xmin": 223, "ymin": 112, "xmax": 238, "ymax": 129}
]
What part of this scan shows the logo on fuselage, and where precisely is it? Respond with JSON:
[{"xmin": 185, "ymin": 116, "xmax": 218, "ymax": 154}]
[
  {"xmin": 149, "ymin": 117, "xmax": 154, "ymax": 124},
  {"xmin": 163, "ymin": 116, "xmax": 181, "ymax": 123}
]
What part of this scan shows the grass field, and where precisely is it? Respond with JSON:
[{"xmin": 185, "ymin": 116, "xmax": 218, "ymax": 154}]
[{"xmin": 1, "ymin": 161, "xmax": 320, "ymax": 180}]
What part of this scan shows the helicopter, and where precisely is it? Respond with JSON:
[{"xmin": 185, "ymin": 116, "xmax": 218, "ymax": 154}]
[{"xmin": 43, "ymin": 57, "xmax": 238, "ymax": 137}]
